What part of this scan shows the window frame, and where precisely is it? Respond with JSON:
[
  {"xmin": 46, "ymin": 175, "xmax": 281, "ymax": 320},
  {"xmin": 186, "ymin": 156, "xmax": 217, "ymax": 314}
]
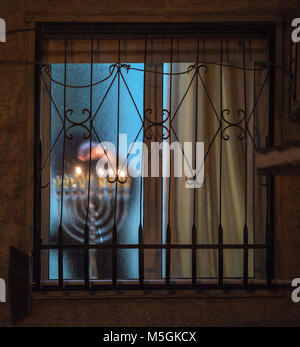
[{"xmin": 32, "ymin": 22, "xmax": 276, "ymax": 291}]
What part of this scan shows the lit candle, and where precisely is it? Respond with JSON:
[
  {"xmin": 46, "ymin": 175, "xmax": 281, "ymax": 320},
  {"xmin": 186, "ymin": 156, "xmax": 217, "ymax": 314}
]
[{"xmin": 75, "ymin": 166, "xmax": 82, "ymax": 176}]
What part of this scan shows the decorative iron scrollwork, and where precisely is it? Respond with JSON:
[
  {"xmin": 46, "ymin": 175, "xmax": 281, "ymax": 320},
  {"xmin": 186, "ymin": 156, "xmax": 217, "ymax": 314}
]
[
  {"xmin": 144, "ymin": 108, "xmax": 171, "ymax": 140},
  {"xmin": 106, "ymin": 172, "xmax": 128, "ymax": 185},
  {"xmin": 221, "ymin": 109, "xmax": 246, "ymax": 141},
  {"xmin": 64, "ymin": 109, "xmax": 92, "ymax": 140},
  {"xmin": 109, "ymin": 63, "xmax": 131, "ymax": 74}
]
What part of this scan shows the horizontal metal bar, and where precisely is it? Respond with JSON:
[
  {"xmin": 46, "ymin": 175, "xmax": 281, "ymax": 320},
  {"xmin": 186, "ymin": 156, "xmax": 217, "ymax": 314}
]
[
  {"xmin": 40, "ymin": 22, "xmax": 273, "ymax": 38},
  {"xmin": 40, "ymin": 243, "xmax": 267, "ymax": 249},
  {"xmin": 32, "ymin": 282, "xmax": 279, "ymax": 292}
]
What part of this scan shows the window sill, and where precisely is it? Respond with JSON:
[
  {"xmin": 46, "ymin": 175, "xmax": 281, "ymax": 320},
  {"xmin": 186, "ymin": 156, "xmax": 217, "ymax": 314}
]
[{"xmin": 31, "ymin": 280, "xmax": 291, "ymax": 300}]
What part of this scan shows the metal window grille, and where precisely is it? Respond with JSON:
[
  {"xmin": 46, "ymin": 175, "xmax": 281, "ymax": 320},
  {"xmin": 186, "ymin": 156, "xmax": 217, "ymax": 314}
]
[{"xmin": 33, "ymin": 22, "xmax": 275, "ymax": 290}]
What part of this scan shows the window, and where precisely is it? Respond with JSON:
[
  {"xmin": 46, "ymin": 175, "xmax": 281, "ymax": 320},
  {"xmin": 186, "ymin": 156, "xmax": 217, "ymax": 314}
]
[{"xmin": 34, "ymin": 23, "xmax": 275, "ymax": 290}]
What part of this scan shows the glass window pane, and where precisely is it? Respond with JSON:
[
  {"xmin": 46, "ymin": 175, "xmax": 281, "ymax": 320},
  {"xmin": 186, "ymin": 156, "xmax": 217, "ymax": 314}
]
[
  {"xmin": 89, "ymin": 249, "xmax": 112, "ymax": 281},
  {"xmin": 117, "ymin": 249, "xmax": 139, "ymax": 280},
  {"xmin": 46, "ymin": 63, "xmax": 144, "ymax": 280}
]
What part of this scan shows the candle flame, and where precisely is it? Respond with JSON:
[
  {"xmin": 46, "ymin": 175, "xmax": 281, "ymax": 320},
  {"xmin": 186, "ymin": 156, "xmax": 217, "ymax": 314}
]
[{"xmin": 75, "ymin": 166, "xmax": 82, "ymax": 176}]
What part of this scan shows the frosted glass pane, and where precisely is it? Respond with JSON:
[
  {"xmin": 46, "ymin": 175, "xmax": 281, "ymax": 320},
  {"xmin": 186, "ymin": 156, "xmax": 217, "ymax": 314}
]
[{"xmin": 48, "ymin": 63, "xmax": 144, "ymax": 279}]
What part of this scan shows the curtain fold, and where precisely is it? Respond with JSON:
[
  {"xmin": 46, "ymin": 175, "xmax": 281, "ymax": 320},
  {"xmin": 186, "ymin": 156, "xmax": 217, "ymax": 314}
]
[{"xmin": 165, "ymin": 60, "xmax": 268, "ymax": 278}]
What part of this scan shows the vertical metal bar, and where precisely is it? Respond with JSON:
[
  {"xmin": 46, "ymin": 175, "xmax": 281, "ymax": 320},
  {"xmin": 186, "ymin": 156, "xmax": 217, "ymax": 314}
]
[
  {"xmin": 192, "ymin": 34, "xmax": 200, "ymax": 287},
  {"xmin": 161, "ymin": 55, "xmax": 164, "ymax": 280},
  {"xmin": 112, "ymin": 33, "xmax": 121, "ymax": 288},
  {"xmin": 166, "ymin": 36, "xmax": 173, "ymax": 287},
  {"xmin": 138, "ymin": 223, "xmax": 144, "ymax": 287},
  {"xmin": 252, "ymin": 64, "xmax": 257, "ymax": 277},
  {"xmin": 268, "ymin": 25, "xmax": 276, "ymax": 148},
  {"xmin": 139, "ymin": 33, "xmax": 147, "ymax": 287},
  {"xmin": 218, "ymin": 31, "xmax": 224, "ymax": 287},
  {"xmin": 33, "ymin": 22, "xmax": 42, "ymax": 286},
  {"xmin": 192, "ymin": 224, "xmax": 197, "ymax": 287},
  {"xmin": 83, "ymin": 36, "xmax": 94, "ymax": 288},
  {"xmin": 266, "ymin": 174, "xmax": 275, "ymax": 286},
  {"xmin": 58, "ymin": 35, "xmax": 68, "ymax": 288},
  {"xmin": 243, "ymin": 35, "xmax": 249, "ymax": 288},
  {"xmin": 266, "ymin": 25, "xmax": 276, "ymax": 287}
]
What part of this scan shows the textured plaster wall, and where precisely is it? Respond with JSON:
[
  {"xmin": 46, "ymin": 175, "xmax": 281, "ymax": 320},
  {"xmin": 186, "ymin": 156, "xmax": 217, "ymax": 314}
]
[{"xmin": 0, "ymin": 0, "xmax": 299, "ymax": 326}]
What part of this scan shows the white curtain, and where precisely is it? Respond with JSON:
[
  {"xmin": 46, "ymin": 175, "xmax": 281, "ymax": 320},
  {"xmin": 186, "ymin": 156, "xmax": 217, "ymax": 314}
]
[{"xmin": 164, "ymin": 61, "xmax": 268, "ymax": 279}]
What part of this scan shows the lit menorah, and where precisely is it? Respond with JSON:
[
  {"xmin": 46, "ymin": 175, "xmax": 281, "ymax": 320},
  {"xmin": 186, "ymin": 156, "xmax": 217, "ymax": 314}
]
[{"xmin": 53, "ymin": 167, "xmax": 130, "ymax": 245}]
